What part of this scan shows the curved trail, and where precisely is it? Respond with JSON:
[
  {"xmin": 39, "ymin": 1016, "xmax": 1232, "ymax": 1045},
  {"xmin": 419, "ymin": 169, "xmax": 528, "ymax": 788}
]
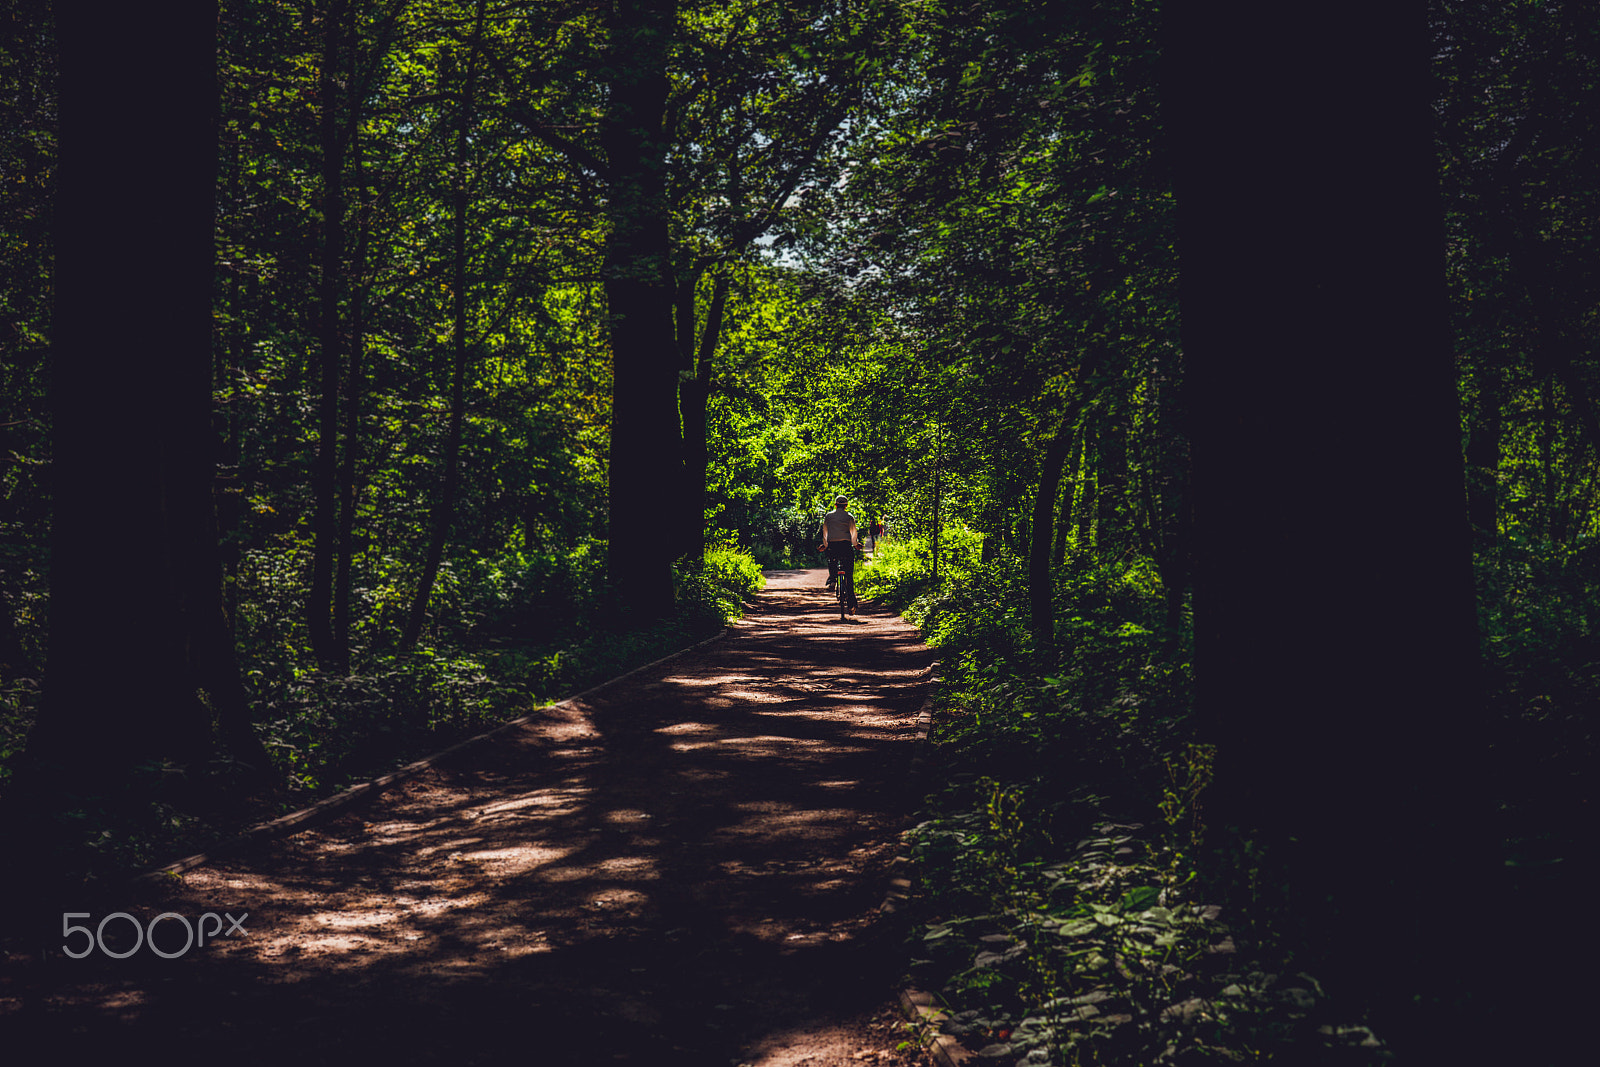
[{"xmin": 10, "ymin": 568, "xmax": 933, "ymax": 1065}]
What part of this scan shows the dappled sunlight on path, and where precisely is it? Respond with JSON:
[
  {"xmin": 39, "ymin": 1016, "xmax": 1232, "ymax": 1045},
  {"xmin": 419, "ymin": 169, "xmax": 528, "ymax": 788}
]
[{"xmin": 6, "ymin": 568, "xmax": 933, "ymax": 1065}]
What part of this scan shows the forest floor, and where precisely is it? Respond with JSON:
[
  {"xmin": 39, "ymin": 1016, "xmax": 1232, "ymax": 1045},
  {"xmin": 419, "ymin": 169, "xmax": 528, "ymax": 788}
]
[{"xmin": 0, "ymin": 568, "xmax": 936, "ymax": 1066}]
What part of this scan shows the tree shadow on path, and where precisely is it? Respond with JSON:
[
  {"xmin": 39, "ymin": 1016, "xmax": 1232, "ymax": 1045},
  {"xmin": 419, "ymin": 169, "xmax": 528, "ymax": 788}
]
[{"xmin": 1, "ymin": 570, "xmax": 933, "ymax": 1065}]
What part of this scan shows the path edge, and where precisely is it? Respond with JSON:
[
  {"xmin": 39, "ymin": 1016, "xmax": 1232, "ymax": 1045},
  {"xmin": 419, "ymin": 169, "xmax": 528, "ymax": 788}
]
[
  {"xmin": 875, "ymin": 660, "xmax": 975, "ymax": 1066},
  {"xmin": 136, "ymin": 625, "xmax": 736, "ymax": 884}
]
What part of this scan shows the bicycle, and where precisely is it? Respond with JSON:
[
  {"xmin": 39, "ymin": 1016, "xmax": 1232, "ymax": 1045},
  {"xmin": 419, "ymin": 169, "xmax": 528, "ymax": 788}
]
[
  {"xmin": 828, "ymin": 541, "xmax": 858, "ymax": 621},
  {"xmin": 835, "ymin": 552, "xmax": 854, "ymax": 620}
]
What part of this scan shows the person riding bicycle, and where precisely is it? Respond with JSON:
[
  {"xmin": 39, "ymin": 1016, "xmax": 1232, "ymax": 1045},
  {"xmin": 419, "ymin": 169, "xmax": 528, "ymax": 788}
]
[{"xmin": 818, "ymin": 495, "xmax": 859, "ymax": 614}]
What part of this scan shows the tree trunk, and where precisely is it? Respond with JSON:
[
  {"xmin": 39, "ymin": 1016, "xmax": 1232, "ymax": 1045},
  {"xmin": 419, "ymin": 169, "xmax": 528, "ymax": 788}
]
[
  {"xmin": 33, "ymin": 1, "xmax": 267, "ymax": 791},
  {"xmin": 1029, "ymin": 420, "xmax": 1076, "ymax": 658},
  {"xmin": 602, "ymin": 0, "xmax": 679, "ymax": 617},
  {"xmin": 1167, "ymin": 2, "xmax": 1488, "ymax": 1055},
  {"xmin": 403, "ymin": 0, "xmax": 487, "ymax": 651},
  {"xmin": 309, "ymin": 0, "xmax": 346, "ymax": 670},
  {"xmin": 677, "ymin": 271, "xmax": 730, "ymax": 558},
  {"xmin": 333, "ymin": 117, "xmax": 367, "ymax": 668},
  {"xmin": 1073, "ymin": 430, "xmax": 1096, "ymax": 553},
  {"xmin": 219, "ymin": 119, "xmax": 248, "ymax": 630},
  {"xmin": 1052, "ymin": 466, "xmax": 1073, "ymax": 565}
]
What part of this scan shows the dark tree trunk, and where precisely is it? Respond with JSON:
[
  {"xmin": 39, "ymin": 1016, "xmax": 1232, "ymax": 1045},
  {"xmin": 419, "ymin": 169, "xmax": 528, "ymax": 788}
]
[
  {"xmin": 309, "ymin": 0, "xmax": 346, "ymax": 670},
  {"xmin": 34, "ymin": 1, "xmax": 271, "ymax": 792},
  {"xmin": 1167, "ymin": 2, "xmax": 1488, "ymax": 1056},
  {"xmin": 403, "ymin": 0, "xmax": 487, "ymax": 651},
  {"xmin": 1052, "ymin": 464, "xmax": 1073, "ymax": 565},
  {"xmin": 602, "ymin": 0, "xmax": 679, "ymax": 617},
  {"xmin": 1073, "ymin": 431, "xmax": 1096, "ymax": 552},
  {"xmin": 677, "ymin": 271, "xmax": 730, "ymax": 559},
  {"xmin": 220, "ymin": 132, "xmax": 249, "ymax": 629},
  {"xmin": 1029, "ymin": 422, "xmax": 1076, "ymax": 658},
  {"xmin": 333, "ymin": 119, "xmax": 367, "ymax": 667}
]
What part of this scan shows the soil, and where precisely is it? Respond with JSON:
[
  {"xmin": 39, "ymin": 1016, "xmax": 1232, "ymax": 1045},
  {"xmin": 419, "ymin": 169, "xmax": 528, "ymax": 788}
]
[{"xmin": 1, "ymin": 568, "xmax": 936, "ymax": 1066}]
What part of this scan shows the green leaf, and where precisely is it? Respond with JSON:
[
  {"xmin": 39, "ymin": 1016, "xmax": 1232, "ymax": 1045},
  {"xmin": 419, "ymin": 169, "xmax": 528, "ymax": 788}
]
[{"xmin": 1117, "ymin": 885, "xmax": 1161, "ymax": 913}]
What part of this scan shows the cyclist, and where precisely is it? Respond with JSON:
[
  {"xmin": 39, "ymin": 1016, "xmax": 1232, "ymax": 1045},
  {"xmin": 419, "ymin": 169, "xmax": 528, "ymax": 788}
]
[{"xmin": 817, "ymin": 495, "xmax": 859, "ymax": 615}]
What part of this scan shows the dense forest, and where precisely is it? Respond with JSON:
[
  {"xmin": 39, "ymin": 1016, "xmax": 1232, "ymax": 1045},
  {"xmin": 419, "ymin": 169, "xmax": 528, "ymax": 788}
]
[{"xmin": 1, "ymin": 1, "xmax": 1594, "ymax": 1063}]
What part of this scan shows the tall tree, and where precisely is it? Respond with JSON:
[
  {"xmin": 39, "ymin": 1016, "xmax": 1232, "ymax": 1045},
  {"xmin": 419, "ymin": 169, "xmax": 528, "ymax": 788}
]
[
  {"xmin": 32, "ymin": 1, "xmax": 269, "ymax": 792},
  {"xmin": 599, "ymin": 0, "xmax": 680, "ymax": 616},
  {"xmin": 1167, "ymin": 1, "xmax": 1488, "ymax": 1054},
  {"xmin": 308, "ymin": 0, "xmax": 348, "ymax": 669},
  {"xmin": 402, "ymin": 0, "xmax": 489, "ymax": 650}
]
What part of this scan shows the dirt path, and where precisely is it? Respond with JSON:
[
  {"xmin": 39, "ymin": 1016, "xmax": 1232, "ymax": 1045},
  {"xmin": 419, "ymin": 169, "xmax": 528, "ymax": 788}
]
[{"xmin": 5, "ymin": 569, "xmax": 934, "ymax": 1065}]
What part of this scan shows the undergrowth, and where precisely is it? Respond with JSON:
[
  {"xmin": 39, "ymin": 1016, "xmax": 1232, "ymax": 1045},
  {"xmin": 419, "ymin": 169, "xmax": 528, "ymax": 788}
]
[
  {"xmin": 0, "ymin": 543, "xmax": 766, "ymax": 882},
  {"xmin": 862, "ymin": 538, "xmax": 1390, "ymax": 1065}
]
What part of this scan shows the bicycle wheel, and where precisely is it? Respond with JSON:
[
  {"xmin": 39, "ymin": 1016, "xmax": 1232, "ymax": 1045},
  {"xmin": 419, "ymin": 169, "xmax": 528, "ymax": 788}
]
[{"xmin": 837, "ymin": 559, "xmax": 847, "ymax": 620}]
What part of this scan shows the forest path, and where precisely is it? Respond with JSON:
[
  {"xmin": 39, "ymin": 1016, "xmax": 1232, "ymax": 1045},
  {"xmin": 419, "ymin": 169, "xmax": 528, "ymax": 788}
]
[{"xmin": 14, "ymin": 568, "xmax": 933, "ymax": 1066}]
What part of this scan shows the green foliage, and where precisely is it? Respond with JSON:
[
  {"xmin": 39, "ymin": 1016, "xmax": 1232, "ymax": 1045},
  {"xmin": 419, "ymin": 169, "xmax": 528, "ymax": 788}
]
[
  {"xmin": 674, "ymin": 545, "xmax": 766, "ymax": 627},
  {"xmin": 1158, "ymin": 743, "xmax": 1216, "ymax": 880},
  {"xmin": 901, "ymin": 555, "xmax": 1382, "ymax": 1065},
  {"xmin": 871, "ymin": 540, "xmax": 1189, "ymax": 799},
  {"xmin": 855, "ymin": 537, "xmax": 939, "ymax": 606},
  {"xmin": 239, "ymin": 542, "xmax": 763, "ymax": 796}
]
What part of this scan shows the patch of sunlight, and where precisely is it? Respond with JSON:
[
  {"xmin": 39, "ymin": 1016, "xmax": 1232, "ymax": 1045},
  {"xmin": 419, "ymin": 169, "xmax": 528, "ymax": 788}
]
[
  {"xmin": 456, "ymin": 845, "xmax": 577, "ymax": 871},
  {"xmin": 670, "ymin": 734, "xmax": 811, "ymax": 752},
  {"xmin": 297, "ymin": 934, "xmax": 378, "ymax": 953},
  {"xmin": 589, "ymin": 887, "xmax": 651, "ymax": 906},
  {"xmin": 595, "ymin": 856, "xmax": 658, "ymax": 878},
  {"xmin": 474, "ymin": 788, "xmax": 589, "ymax": 819},
  {"xmin": 417, "ymin": 836, "xmax": 486, "ymax": 858},
  {"xmin": 317, "ymin": 910, "xmax": 400, "ymax": 930},
  {"xmin": 730, "ymin": 799, "xmax": 795, "ymax": 813},
  {"xmin": 501, "ymin": 940, "xmax": 554, "ymax": 956}
]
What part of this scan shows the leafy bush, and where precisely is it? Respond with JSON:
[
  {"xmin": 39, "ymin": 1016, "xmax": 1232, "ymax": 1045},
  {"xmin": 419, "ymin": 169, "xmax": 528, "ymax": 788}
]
[
  {"xmin": 856, "ymin": 525, "xmax": 983, "ymax": 608},
  {"xmin": 703, "ymin": 543, "xmax": 767, "ymax": 600},
  {"xmin": 883, "ymin": 537, "xmax": 1381, "ymax": 1064},
  {"xmin": 186, "ymin": 539, "xmax": 766, "ymax": 806},
  {"xmin": 736, "ymin": 503, "xmax": 816, "ymax": 568}
]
